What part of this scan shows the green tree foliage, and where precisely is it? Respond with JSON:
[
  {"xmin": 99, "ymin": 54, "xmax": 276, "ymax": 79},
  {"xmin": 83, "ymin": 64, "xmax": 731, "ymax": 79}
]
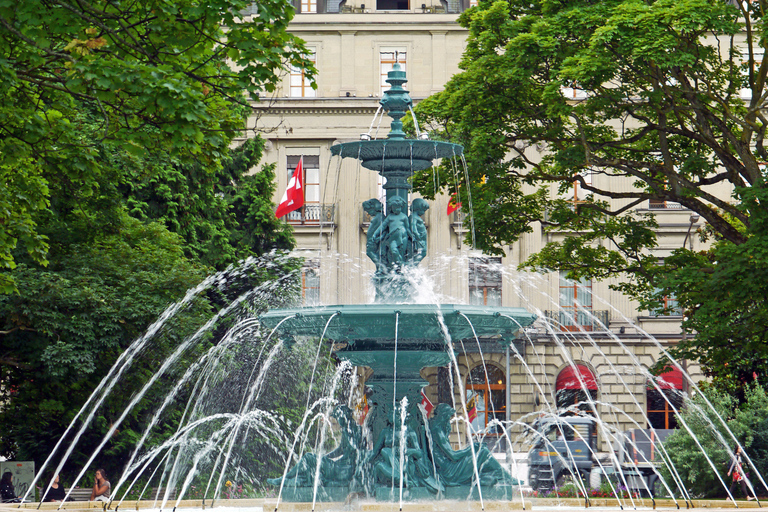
[
  {"xmin": 120, "ymin": 136, "xmax": 295, "ymax": 270},
  {"xmin": 0, "ymin": 0, "xmax": 313, "ymax": 290},
  {"xmin": 659, "ymin": 384, "xmax": 768, "ymax": 498},
  {"xmin": 414, "ymin": 0, "xmax": 768, "ymax": 390},
  {"xmin": 0, "ymin": 214, "xmax": 212, "ymax": 473}
]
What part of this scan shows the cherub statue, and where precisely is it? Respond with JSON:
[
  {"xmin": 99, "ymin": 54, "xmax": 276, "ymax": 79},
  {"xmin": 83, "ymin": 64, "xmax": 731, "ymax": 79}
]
[
  {"xmin": 363, "ymin": 198, "xmax": 385, "ymax": 273},
  {"xmin": 408, "ymin": 198, "xmax": 429, "ymax": 266},
  {"xmin": 370, "ymin": 196, "xmax": 411, "ymax": 268}
]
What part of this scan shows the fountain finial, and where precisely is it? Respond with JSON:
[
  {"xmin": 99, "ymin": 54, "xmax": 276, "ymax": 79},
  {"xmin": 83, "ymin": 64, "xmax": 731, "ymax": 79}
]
[{"xmin": 379, "ymin": 63, "xmax": 411, "ymax": 140}]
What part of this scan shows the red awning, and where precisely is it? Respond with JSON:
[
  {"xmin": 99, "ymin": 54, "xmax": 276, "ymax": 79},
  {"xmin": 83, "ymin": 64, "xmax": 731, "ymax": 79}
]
[
  {"xmin": 556, "ymin": 364, "xmax": 597, "ymax": 390},
  {"xmin": 651, "ymin": 367, "xmax": 684, "ymax": 390}
]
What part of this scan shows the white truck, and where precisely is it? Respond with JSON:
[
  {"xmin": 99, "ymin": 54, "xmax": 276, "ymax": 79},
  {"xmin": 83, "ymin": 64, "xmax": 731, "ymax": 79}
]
[{"xmin": 527, "ymin": 416, "xmax": 673, "ymax": 496}]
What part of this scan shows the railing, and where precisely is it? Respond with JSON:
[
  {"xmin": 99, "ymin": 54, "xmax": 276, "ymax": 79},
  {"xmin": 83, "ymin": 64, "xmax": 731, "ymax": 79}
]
[
  {"xmin": 452, "ymin": 209, "xmax": 467, "ymax": 223},
  {"xmin": 286, "ymin": 204, "xmax": 336, "ymax": 225},
  {"xmin": 543, "ymin": 310, "xmax": 610, "ymax": 332},
  {"xmin": 649, "ymin": 200, "xmax": 683, "ymax": 209}
]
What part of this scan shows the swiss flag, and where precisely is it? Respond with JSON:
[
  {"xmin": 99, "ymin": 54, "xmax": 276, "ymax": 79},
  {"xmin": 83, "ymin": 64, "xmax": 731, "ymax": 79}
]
[
  {"xmin": 420, "ymin": 389, "xmax": 434, "ymax": 416},
  {"xmin": 275, "ymin": 157, "xmax": 304, "ymax": 218}
]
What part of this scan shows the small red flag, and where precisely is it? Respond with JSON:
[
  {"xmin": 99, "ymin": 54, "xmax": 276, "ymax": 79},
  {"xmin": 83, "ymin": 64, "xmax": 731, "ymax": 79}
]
[
  {"xmin": 447, "ymin": 193, "xmax": 462, "ymax": 215},
  {"xmin": 275, "ymin": 157, "xmax": 304, "ymax": 218},
  {"xmin": 420, "ymin": 389, "xmax": 434, "ymax": 416}
]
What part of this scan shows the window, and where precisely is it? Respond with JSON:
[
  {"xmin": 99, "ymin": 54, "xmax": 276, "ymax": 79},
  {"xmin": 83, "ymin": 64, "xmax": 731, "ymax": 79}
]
[
  {"xmin": 377, "ymin": 175, "xmax": 387, "ymax": 206},
  {"xmin": 554, "ymin": 364, "xmax": 599, "ymax": 448},
  {"xmin": 290, "ymin": 51, "xmax": 316, "ymax": 97},
  {"xmin": 741, "ymin": 47, "xmax": 764, "ymax": 100},
  {"xmin": 377, "ymin": 0, "xmax": 409, "ymax": 10},
  {"xmin": 285, "ymin": 155, "xmax": 321, "ymax": 223},
  {"xmin": 302, "ymin": 261, "xmax": 320, "ymax": 306},
  {"xmin": 558, "ymin": 271, "xmax": 593, "ymax": 331},
  {"xmin": 647, "ymin": 367, "xmax": 684, "ymax": 429},
  {"xmin": 561, "ymin": 83, "xmax": 588, "ymax": 100},
  {"xmin": 560, "ymin": 170, "xmax": 593, "ymax": 209},
  {"xmin": 651, "ymin": 292, "xmax": 682, "ymax": 317},
  {"xmin": 465, "ymin": 364, "xmax": 506, "ymax": 435},
  {"xmin": 469, "ymin": 257, "xmax": 502, "ymax": 306},
  {"xmin": 380, "ymin": 51, "xmax": 407, "ymax": 95},
  {"xmin": 300, "ymin": 0, "xmax": 317, "ymax": 12}
]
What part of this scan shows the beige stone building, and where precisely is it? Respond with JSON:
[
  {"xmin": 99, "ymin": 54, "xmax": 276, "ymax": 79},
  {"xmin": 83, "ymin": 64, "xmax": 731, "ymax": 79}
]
[{"xmin": 244, "ymin": 5, "xmax": 707, "ymax": 456}]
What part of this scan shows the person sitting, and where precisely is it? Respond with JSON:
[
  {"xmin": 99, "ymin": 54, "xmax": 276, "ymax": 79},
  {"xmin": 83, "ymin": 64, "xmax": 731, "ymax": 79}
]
[
  {"xmin": 42, "ymin": 473, "xmax": 66, "ymax": 502},
  {"xmin": 0, "ymin": 472, "xmax": 21, "ymax": 503},
  {"xmin": 89, "ymin": 469, "xmax": 110, "ymax": 502}
]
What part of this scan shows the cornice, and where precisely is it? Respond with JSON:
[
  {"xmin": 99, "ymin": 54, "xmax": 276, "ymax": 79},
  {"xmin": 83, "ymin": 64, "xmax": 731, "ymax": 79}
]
[{"xmin": 253, "ymin": 106, "xmax": 380, "ymax": 116}]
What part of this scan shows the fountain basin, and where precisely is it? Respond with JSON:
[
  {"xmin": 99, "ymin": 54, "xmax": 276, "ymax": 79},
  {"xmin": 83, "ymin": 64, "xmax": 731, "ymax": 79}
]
[
  {"xmin": 330, "ymin": 140, "xmax": 463, "ymax": 172},
  {"xmin": 260, "ymin": 304, "xmax": 537, "ymax": 399},
  {"xmin": 259, "ymin": 304, "xmax": 536, "ymax": 346}
]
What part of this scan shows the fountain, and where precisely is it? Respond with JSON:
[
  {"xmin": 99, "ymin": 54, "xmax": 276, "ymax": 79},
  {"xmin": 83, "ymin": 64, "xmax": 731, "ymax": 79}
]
[
  {"xmin": 260, "ymin": 61, "xmax": 537, "ymax": 502},
  {"xmin": 24, "ymin": 57, "xmax": 768, "ymax": 512}
]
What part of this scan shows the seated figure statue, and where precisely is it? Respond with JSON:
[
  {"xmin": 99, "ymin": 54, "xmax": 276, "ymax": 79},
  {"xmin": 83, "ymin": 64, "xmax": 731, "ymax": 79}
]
[
  {"xmin": 364, "ymin": 404, "xmax": 441, "ymax": 494},
  {"xmin": 428, "ymin": 403, "xmax": 513, "ymax": 487},
  {"xmin": 268, "ymin": 405, "xmax": 364, "ymax": 489}
]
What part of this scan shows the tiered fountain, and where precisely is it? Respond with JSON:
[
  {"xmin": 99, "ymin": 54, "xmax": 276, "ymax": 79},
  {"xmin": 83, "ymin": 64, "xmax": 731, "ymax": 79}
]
[{"xmin": 260, "ymin": 62, "xmax": 537, "ymax": 502}]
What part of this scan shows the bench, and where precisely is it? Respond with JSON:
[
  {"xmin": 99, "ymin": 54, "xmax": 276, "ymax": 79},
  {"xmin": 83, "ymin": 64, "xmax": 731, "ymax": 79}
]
[
  {"xmin": 63, "ymin": 488, "xmax": 92, "ymax": 502},
  {"xmin": 58, "ymin": 487, "xmax": 177, "ymax": 502}
]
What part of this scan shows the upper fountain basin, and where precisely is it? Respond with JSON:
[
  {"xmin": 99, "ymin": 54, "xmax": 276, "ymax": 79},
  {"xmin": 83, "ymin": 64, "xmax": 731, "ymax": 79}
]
[
  {"xmin": 259, "ymin": 303, "xmax": 537, "ymax": 348},
  {"xmin": 330, "ymin": 140, "xmax": 464, "ymax": 173}
]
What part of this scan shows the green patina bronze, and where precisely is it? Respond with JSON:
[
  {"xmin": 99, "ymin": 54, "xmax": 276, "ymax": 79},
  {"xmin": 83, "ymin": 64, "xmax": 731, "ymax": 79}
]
[{"xmin": 261, "ymin": 62, "xmax": 537, "ymax": 501}]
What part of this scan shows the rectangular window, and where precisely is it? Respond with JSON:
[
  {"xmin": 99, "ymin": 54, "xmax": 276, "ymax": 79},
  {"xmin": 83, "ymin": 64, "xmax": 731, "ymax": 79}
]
[
  {"xmin": 377, "ymin": 0, "xmax": 409, "ymax": 10},
  {"xmin": 301, "ymin": 0, "xmax": 317, "ymax": 12},
  {"xmin": 558, "ymin": 271, "xmax": 593, "ymax": 331},
  {"xmin": 650, "ymin": 291, "xmax": 682, "ymax": 317},
  {"xmin": 380, "ymin": 51, "xmax": 407, "ymax": 95},
  {"xmin": 564, "ymin": 170, "xmax": 593, "ymax": 206},
  {"xmin": 741, "ymin": 47, "xmax": 765, "ymax": 100},
  {"xmin": 469, "ymin": 257, "xmax": 502, "ymax": 306},
  {"xmin": 647, "ymin": 388, "xmax": 682, "ymax": 429},
  {"xmin": 290, "ymin": 51, "xmax": 316, "ymax": 97},
  {"xmin": 561, "ymin": 83, "xmax": 588, "ymax": 100},
  {"xmin": 285, "ymin": 155, "xmax": 321, "ymax": 224},
  {"xmin": 302, "ymin": 261, "xmax": 320, "ymax": 306}
]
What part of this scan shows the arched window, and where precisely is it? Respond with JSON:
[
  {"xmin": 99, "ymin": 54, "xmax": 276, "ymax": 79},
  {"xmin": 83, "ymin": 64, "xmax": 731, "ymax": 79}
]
[
  {"xmin": 555, "ymin": 364, "xmax": 598, "ymax": 414},
  {"xmin": 647, "ymin": 367, "xmax": 684, "ymax": 430},
  {"xmin": 465, "ymin": 364, "xmax": 506, "ymax": 435}
]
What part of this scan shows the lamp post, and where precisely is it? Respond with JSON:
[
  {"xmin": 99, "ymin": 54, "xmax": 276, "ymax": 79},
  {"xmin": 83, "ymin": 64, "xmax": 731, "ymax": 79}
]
[
  {"xmin": 679, "ymin": 212, "xmax": 699, "ymax": 395},
  {"xmin": 683, "ymin": 212, "xmax": 700, "ymax": 250}
]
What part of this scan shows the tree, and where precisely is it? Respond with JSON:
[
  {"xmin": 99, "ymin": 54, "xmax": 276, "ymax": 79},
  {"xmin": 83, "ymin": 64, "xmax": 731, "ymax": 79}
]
[
  {"xmin": 120, "ymin": 136, "xmax": 295, "ymax": 270},
  {"xmin": 413, "ymin": 0, "xmax": 768, "ymax": 390},
  {"xmin": 0, "ymin": 0, "xmax": 313, "ymax": 291},
  {"xmin": 659, "ymin": 384, "xmax": 768, "ymax": 498},
  {"xmin": 0, "ymin": 214, "xmax": 212, "ymax": 471}
]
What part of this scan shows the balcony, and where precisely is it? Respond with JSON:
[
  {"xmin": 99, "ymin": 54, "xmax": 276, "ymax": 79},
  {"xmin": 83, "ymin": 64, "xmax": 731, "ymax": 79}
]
[
  {"xmin": 543, "ymin": 310, "xmax": 610, "ymax": 332},
  {"xmin": 649, "ymin": 200, "xmax": 683, "ymax": 210},
  {"xmin": 286, "ymin": 204, "xmax": 336, "ymax": 226}
]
